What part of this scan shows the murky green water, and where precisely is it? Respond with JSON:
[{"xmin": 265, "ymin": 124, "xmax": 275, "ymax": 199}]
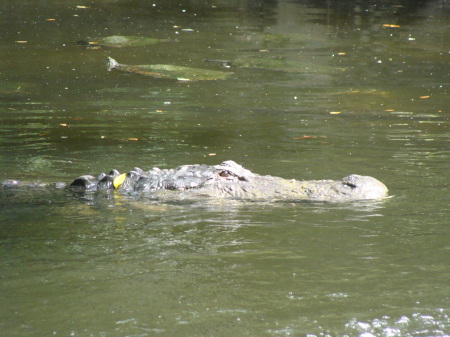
[{"xmin": 1, "ymin": 0, "xmax": 449, "ymax": 336}]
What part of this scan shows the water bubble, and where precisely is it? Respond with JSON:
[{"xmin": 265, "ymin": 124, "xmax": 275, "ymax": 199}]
[{"xmin": 359, "ymin": 333, "xmax": 376, "ymax": 337}]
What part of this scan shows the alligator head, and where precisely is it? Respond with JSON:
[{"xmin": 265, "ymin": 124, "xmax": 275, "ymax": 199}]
[
  {"xmin": 105, "ymin": 56, "xmax": 120, "ymax": 72},
  {"xmin": 68, "ymin": 160, "xmax": 388, "ymax": 201}
]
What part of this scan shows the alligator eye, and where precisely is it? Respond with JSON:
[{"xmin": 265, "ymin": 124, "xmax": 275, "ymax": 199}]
[{"xmin": 219, "ymin": 170, "xmax": 230, "ymax": 177}]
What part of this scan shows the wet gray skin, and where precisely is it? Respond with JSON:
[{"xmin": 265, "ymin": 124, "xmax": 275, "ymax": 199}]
[{"xmin": 68, "ymin": 160, "xmax": 388, "ymax": 202}]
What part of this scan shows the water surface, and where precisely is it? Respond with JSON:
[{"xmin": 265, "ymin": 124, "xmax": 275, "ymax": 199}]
[{"xmin": 1, "ymin": 0, "xmax": 449, "ymax": 336}]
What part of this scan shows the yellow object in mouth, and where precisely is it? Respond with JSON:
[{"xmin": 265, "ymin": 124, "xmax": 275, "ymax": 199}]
[{"xmin": 113, "ymin": 173, "xmax": 127, "ymax": 189}]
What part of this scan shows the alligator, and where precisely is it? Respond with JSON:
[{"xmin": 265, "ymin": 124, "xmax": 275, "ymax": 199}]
[{"xmin": 64, "ymin": 160, "xmax": 388, "ymax": 202}]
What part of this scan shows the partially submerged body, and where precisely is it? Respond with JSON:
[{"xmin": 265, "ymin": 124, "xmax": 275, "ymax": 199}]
[
  {"xmin": 69, "ymin": 160, "xmax": 388, "ymax": 202},
  {"xmin": 105, "ymin": 57, "xmax": 233, "ymax": 81}
]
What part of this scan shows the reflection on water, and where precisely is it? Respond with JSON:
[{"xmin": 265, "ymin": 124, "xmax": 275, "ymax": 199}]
[
  {"xmin": 0, "ymin": 0, "xmax": 449, "ymax": 336},
  {"xmin": 343, "ymin": 310, "xmax": 449, "ymax": 337}
]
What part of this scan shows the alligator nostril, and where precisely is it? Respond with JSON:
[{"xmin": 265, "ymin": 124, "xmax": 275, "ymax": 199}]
[{"xmin": 345, "ymin": 182, "xmax": 358, "ymax": 189}]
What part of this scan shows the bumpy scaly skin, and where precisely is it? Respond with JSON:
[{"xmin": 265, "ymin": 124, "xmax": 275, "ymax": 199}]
[{"xmin": 69, "ymin": 160, "xmax": 388, "ymax": 201}]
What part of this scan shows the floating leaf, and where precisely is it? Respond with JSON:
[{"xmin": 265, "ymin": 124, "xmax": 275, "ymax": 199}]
[
  {"xmin": 113, "ymin": 173, "xmax": 126, "ymax": 189},
  {"xmin": 293, "ymin": 136, "xmax": 326, "ymax": 140}
]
